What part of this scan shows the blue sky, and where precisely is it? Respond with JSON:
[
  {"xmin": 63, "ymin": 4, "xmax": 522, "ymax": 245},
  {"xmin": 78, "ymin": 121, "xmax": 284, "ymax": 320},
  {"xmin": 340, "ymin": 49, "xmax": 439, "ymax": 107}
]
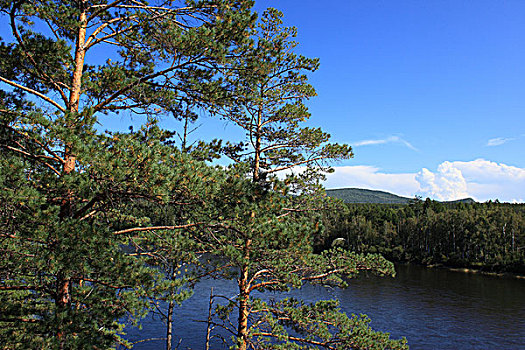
[
  {"xmin": 1, "ymin": 1, "xmax": 524, "ymax": 202},
  {"xmin": 250, "ymin": 0, "xmax": 525, "ymax": 202}
]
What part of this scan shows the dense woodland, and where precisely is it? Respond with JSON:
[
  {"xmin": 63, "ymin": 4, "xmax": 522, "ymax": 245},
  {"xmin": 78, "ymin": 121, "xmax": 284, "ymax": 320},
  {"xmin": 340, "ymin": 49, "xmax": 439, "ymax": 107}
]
[
  {"xmin": 0, "ymin": 0, "xmax": 408, "ymax": 349},
  {"xmin": 321, "ymin": 200, "xmax": 525, "ymax": 274}
]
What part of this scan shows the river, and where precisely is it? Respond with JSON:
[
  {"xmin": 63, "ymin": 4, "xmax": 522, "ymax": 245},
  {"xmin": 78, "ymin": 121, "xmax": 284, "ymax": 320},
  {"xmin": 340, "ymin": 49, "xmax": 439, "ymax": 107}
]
[{"xmin": 125, "ymin": 264, "xmax": 525, "ymax": 349}]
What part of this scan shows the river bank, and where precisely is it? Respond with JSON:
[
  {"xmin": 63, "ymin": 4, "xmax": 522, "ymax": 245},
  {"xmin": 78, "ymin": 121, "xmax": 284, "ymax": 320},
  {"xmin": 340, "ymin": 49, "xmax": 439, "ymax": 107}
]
[{"xmin": 424, "ymin": 263, "xmax": 525, "ymax": 279}]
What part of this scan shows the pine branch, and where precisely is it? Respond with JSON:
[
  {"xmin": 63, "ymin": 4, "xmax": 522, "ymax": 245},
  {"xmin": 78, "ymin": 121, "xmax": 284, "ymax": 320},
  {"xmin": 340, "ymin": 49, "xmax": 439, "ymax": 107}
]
[
  {"xmin": 0, "ymin": 76, "xmax": 66, "ymax": 113},
  {"xmin": 251, "ymin": 332, "xmax": 336, "ymax": 349},
  {"xmin": 2, "ymin": 145, "xmax": 61, "ymax": 176},
  {"xmin": 0, "ymin": 317, "xmax": 40, "ymax": 323},
  {"xmin": 5, "ymin": 124, "xmax": 65, "ymax": 164},
  {"xmin": 87, "ymin": 0, "xmax": 128, "ymax": 22},
  {"xmin": 73, "ymin": 277, "xmax": 130, "ymax": 290},
  {"xmin": 92, "ymin": 59, "xmax": 205, "ymax": 112},
  {"xmin": 113, "ymin": 223, "xmax": 203, "ymax": 235},
  {"xmin": 9, "ymin": 4, "xmax": 70, "ymax": 106},
  {"xmin": 85, "ymin": 14, "xmax": 141, "ymax": 50},
  {"xmin": 266, "ymin": 155, "xmax": 326, "ymax": 174},
  {"xmin": 0, "ymin": 285, "xmax": 41, "ymax": 291}
]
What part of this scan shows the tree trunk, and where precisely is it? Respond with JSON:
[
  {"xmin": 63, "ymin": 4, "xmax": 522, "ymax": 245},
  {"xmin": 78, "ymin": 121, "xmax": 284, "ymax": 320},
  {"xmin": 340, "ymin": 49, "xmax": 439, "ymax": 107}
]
[
  {"xmin": 166, "ymin": 299, "xmax": 174, "ymax": 350},
  {"xmin": 57, "ymin": 2, "xmax": 87, "ymax": 346},
  {"xmin": 56, "ymin": 274, "xmax": 71, "ymax": 347},
  {"xmin": 165, "ymin": 261, "xmax": 179, "ymax": 350},
  {"xmin": 69, "ymin": 4, "xmax": 87, "ymax": 114},
  {"xmin": 237, "ymin": 238, "xmax": 251, "ymax": 350},
  {"xmin": 253, "ymin": 107, "xmax": 263, "ymax": 183},
  {"xmin": 205, "ymin": 288, "xmax": 214, "ymax": 350},
  {"xmin": 237, "ymin": 279, "xmax": 249, "ymax": 350}
]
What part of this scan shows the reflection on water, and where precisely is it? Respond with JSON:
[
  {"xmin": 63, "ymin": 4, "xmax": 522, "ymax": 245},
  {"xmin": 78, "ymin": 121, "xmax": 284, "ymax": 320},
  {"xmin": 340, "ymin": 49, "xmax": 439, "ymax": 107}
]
[{"xmin": 126, "ymin": 264, "xmax": 525, "ymax": 350}]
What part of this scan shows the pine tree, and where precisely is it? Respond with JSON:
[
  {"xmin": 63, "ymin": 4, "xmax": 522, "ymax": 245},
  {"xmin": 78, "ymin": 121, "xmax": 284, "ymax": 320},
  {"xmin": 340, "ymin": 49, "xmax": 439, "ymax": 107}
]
[
  {"xmin": 0, "ymin": 0, "xmax": 254, "ymax": 348},
  {"xmin": 223, "ymin": 8, "xmax": 352, "ymax": 188},
  {"xmin": 198, "ymin": 9, "xmax": 407, "ymax": 350}
]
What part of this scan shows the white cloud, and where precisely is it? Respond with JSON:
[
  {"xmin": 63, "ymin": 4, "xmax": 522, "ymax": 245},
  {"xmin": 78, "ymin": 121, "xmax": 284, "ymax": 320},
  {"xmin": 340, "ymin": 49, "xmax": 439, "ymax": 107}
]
[
  {"xmin": 487, "ymin": 137, "xmax": 514, "ymax": 146},
  {"xmin": 324, "ymin": 159, "xmax": 525, "ymax": 202},
  {"xmin": 352, "ymin": 136, "xmax": 418, "ymax": 151},
  {"xmin": 415, "ymin": 162, "xmax": 468, "ymax": 201},
  {"xmin": 444, "ymin": 159, "xmax": 525, "ymax": 202},
  {"xmin": 452, "ymin": 159, "xmax": 525, "ymax": 181}
]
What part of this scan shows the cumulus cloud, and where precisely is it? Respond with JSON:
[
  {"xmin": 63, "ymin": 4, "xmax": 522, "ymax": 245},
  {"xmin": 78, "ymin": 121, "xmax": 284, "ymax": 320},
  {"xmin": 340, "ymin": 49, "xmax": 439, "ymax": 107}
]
[
  {"xmin": 415, "ymin": 162, "xmax": 468, "ymax": 201},
  {"xmin": 452, "ymin": 159, "xmax": 525, "ymax": 181},
  {"xmin": 324, "ymin": 159, "xmax": 525, "ymax": 202},
  {"xmin": 352, "ymin": 136, "xmax": 418, "ymax": 151},
  {"xmin": 444, "ymin": 159, "xmax": 525, "ymax": 202}
]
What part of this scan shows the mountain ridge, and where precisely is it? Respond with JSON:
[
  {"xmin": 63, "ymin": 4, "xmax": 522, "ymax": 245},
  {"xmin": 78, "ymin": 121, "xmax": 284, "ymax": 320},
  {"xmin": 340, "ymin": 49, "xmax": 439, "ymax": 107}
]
[{"xmin": 325, "ymin": 188, "xmax": 476, "ymax": 204}]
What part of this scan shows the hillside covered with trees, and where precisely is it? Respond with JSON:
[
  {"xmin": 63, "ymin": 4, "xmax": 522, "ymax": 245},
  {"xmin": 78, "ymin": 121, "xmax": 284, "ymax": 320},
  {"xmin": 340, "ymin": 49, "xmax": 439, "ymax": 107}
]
[
  {"xmin": 326, "ymin": 188, "xmax": 413, "ymax": 204},
  {"xmin": 326, "ymin": 188, "xmax": 476, "ymax": 205}
]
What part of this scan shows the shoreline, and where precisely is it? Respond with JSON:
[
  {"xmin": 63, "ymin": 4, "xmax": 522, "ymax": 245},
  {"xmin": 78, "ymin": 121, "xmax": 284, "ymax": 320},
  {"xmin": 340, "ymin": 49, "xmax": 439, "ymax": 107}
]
[
  {"xmin": 392, "ymin": 261, "xmax": 525, "ymax": 279},
  {"xmin": 425, "ymin": 263, "xmax": 525, "ymax": 280}
]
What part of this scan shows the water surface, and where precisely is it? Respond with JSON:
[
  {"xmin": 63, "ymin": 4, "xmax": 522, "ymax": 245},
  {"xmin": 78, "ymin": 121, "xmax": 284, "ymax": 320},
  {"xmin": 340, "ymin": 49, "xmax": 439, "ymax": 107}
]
[{"xmin": 126, "ymin": 264, "xmax": 525, "ymax": 349}]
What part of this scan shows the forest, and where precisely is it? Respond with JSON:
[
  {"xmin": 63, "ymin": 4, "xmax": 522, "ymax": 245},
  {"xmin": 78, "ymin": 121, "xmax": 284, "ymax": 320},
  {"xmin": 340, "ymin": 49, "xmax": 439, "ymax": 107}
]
[
  {"xmin": 322, "ymin": 199, "xmax": 525, "ymax": 274},
  {"xmin": 0, "ymin": 0, "xmax": 408, "ymax": 349}
]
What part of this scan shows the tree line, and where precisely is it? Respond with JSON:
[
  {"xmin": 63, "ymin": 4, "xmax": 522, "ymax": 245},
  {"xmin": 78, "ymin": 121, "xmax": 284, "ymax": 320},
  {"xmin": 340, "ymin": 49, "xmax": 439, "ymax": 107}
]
[
  {"xmin": 321, "ymin": 199, "xmax": 525, "ymax": 274},
  {"xmin": 0, "ymin": 1, "xmax": 407, "ymax": 349}
]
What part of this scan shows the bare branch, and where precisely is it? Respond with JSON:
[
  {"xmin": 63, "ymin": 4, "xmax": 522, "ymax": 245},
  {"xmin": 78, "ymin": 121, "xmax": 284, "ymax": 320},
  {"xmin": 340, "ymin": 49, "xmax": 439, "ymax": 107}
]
[
  {"xmin": 113, "ymin": 223, "xmax": 203, "ymax": 235},
  {"xmin": 85, "ymin": 14, "xmax": 140, "ymax": 49},
  {"xmin": 259, "ymin": 143, "xmax": 292, "ymax": 153},
  {"xmin": 2, "ymin": 145, "xmax": 61, "ymax": 176},
  {"xmin": 0, "ymin": 317, "xmax": 40, "ymax": 323},
  {"xmin": 87, "ymin": 0, "xmax": 128, "ymax": 22},
  {"xmin": 73, "ymin": 277, "xmax": 129, "ymax": 289},
  {"xmin": 248, "ymin": 269, "xmax": 271, "ymax": 286},
  {"xmin": 301, "ymin": 269, "xmax": 344, "ymax": 282},
  {"xmin": 73, "ymin": 194, "xmax": 102, "ymax": 219},
  {"xmin": 0, "ymin": 285, "xmax": 41, "ymax": 291},
  {"xmin": 86, "ymin": 3, "xmax": 198, "ymax": 51},
  {"xmin": 6, "ymin": 124, "xmax": 65, "ymax": 164},
  {"xmin": 266, "ymin": 156, "xmax": 326, "ymax": 174},
  {"xmin": 248, "ymin": 280, "xmax": 280, "ymax": 293},
  {"xmin": 0, "ymin": 76, "xmax": 66, "ymax": 113}
]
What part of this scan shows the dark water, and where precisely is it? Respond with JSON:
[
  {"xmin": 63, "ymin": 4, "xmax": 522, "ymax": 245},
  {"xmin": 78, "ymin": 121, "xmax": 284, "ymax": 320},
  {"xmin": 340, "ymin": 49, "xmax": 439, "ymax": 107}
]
[{"xmin": 126, "ymin": 264, "xmax": 525, "ymax": 349}]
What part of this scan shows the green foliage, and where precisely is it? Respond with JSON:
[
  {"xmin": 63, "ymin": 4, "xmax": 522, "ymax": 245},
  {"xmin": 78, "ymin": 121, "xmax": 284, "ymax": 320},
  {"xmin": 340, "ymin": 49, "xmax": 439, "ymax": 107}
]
[
  {"xmin": 323, "ymin": 200, "xmax": 525, "ymax": 273},
  {"xmin": 191, "ymin": 173, "xmax": 404, "ymax": 348},
  {"xmin": 0, "ymin": 0, "xmax": 255, "ymax": 348},
  {"xmin": 1, "ymin": 1, "xmax": 409, "ymax": 349},
  {"xmin": 0, "ymin": 122, "xmax": 231, "ymax": 348},
  {"xmin": 184, "ymin": 10, "xmax": 404, "ymax": 349},
  {"xmin": 221, "ymin": 8, "xmax": 352, "ymax": 186},
  {"xmin": 251, "ymin": 298, "xmax": 408, "ymax": 350}
]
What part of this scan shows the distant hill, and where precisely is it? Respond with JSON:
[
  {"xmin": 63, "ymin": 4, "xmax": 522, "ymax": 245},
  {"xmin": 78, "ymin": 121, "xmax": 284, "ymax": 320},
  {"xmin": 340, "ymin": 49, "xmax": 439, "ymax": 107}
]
[
  {"xmin": 326, "ymin": 188, "xmax": 412, "ymax": 204},
  {"xmin": 326, "ymin": 188, "xmax": 476, "ymax": 204},
  {"xmin": 445, "ymin": 197, "xmax": 476, "ymax": 204}
]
